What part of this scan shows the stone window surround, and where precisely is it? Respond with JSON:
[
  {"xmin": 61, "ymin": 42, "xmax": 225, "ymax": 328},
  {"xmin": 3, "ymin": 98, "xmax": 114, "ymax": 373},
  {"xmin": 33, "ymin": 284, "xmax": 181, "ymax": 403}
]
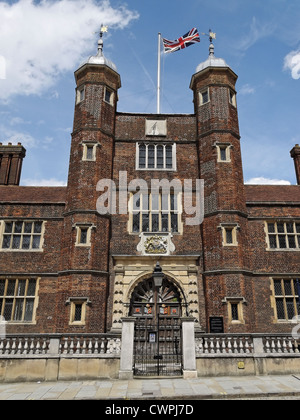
[
  {"xmin": 81, "ymin": 141, "xmax": 101, "ymax": 162},
  {"xmin": 0, "ymin": 220, "xmax": 45, "ymax": 252},
  {"xmin": 218, "ymin": 223, "xmax": 240, "ymax": 246},
  {"xmin": 222, "ymin": 296, "xmax": 246, "ymax": 324},
  {"xmin": 66, "ymin": 297, "xmax": 91, "ymax": 326},
  {"xmin": 213, "ymin": 142, "xmax": 233, "ymax": 163},
  {"xmin": 135, "ymin": 142, "xmax": 176, "ymax": 171},
  {"xmin": 73, "ymin": 223, "xmax": 96, "ymax": 247}
]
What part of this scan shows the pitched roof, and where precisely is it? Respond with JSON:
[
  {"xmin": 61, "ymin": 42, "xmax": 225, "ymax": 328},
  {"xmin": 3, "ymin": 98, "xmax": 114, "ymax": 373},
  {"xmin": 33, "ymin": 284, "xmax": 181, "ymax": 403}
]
[
  {"xmin": 245, "ymin": 185, "xmax": 300, "ymax": 203},
  {"xmin": 0, "ymin": 186, "xmax": 66, "ymax": 203}
]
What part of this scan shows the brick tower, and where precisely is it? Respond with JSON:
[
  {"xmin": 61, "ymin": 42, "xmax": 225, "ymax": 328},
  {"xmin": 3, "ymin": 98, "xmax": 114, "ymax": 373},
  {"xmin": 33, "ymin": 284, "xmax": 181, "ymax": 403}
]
[
  {"xmin": 57, "ymin": 30, "xmax": 121, "ymax": 332},
  {"xmin": 190, "ymin": 41, "xmax": 252, "ymax": 332},
  {"xmin": 291, "ymin": 144, "xmax": 300, "ymax": 185},
  {"xmin": 0, "ymin": 142, "xmax": 26, "ymax": 185}
]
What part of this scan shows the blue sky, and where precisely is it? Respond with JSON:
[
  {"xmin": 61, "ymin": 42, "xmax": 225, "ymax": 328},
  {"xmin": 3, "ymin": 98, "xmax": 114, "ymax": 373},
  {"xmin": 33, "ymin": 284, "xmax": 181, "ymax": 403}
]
[{"xmin": 0, "ymin": 0, "xmax": 300, "ymax": 186}]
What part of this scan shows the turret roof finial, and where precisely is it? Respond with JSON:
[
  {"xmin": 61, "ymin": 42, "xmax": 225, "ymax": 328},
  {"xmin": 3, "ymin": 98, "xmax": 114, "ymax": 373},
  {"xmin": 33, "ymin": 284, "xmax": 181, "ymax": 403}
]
[
  {"xmin": 208, "ymin": 29, "xmax": 216, "ymax": 56},
  {"xmin": 195, "ymin": 29, "xmax": 233, "ymax": 73},
  {"xmin": 76, "ymin": 23, "xmax": 117, "ymax": 72},
  {"xmin": 98, "ymin": 24, "xmax": 108, "ymax": 55}
]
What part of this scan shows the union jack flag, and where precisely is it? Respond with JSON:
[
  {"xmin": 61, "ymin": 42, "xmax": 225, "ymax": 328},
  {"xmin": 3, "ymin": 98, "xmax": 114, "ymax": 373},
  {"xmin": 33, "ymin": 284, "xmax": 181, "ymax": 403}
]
[{"xmin": 162, "ymin": 28, "xmax": 200, "ymax": 53}]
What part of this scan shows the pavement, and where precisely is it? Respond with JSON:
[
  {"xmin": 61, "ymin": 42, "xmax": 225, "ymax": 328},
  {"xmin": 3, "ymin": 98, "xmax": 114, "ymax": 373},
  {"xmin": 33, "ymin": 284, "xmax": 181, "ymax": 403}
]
[{"xmin": 1, "ymin": 374, "xmax": 300, "ymax": 400}]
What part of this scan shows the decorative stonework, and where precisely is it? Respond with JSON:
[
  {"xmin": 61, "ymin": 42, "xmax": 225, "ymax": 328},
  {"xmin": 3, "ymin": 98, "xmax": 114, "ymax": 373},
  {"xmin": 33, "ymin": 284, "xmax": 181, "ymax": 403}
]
[
  {"xmin": 137, "ymin": 232, "xmax": 175, "ymax": 256},
  {"xmin": 111, "ymin": 256, "xmax": 201, "ymax": 331},
  {"xmin": 145, "ymin": 119, "xmax": 167, "ymax": 136}
]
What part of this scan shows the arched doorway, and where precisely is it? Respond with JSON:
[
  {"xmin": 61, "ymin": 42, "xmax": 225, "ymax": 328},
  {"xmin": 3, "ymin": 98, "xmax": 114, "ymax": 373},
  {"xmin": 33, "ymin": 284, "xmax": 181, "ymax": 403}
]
[{"xmin": 130, "ymin": 275, "xmax": 182, "ymax": 376}]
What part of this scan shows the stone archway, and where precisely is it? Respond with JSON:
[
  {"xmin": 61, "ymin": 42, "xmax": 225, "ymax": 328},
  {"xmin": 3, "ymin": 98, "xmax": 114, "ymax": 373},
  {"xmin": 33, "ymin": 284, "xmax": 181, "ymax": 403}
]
[{"xmin": 130, "ymin": 275, "xmax": 183, "ymax": 376}]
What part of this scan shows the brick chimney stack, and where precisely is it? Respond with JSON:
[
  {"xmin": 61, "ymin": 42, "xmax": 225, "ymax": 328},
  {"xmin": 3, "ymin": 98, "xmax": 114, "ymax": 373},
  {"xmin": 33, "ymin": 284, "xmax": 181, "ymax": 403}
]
[
  {"xmin": 290, "ymin": 144, "xmax": 300, "ymax": 185},
  {"xmin": 0, "ymin": 142, "xmax": 26, "ymax": 185}
]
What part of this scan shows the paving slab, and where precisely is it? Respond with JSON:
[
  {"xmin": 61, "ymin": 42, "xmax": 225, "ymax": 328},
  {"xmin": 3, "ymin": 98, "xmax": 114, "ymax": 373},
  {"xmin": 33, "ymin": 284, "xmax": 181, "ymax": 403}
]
[{"xmin": 0, "ymin": 375, "xmax": 300, "ymax": 400}]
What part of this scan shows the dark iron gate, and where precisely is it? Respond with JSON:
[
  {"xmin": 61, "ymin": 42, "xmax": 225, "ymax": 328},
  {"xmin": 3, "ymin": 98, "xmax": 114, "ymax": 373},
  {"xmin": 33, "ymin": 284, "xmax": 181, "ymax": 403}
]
[
  {"xmin": 131, "ymin": 275, "xmax": 183, "ymax": 376},
  {"xmin": 133, "ymin": 315, "xmax": 182, "ymax": 376}
]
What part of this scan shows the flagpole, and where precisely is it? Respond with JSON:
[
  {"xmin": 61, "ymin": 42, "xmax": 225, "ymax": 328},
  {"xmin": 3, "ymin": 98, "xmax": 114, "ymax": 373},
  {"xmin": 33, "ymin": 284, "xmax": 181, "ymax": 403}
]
[{"xmin": 157, "ymin": 32, "xmax": 161, "ymax": 114}]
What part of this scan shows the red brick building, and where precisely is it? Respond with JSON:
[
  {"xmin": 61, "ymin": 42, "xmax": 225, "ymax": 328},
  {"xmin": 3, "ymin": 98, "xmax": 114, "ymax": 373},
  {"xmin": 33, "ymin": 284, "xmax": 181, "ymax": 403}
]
[{"xmin": 0, "ymin": 37, "xmax": 300, "ymax": 340}]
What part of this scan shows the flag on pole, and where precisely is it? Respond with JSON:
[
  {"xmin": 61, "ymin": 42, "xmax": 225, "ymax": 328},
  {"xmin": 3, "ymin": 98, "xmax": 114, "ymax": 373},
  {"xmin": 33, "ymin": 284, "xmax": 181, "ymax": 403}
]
[{"xmin": 162, "ymin": 28, "xmax": 200, "ymax": 53}]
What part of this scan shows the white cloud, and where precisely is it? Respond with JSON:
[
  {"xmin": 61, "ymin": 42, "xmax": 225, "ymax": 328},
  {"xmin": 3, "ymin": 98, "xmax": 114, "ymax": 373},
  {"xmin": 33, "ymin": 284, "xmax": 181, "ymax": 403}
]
[
  {"xmin": 239, "ymin": 84, "xmax": 255, "ymax": 95},
  {"xmin": 0, "ymin": 122, "xmax": 37, "ymax": 147},
  {"xmin": 0, "ymin": 124, "xmax": 56, "ymax": 149},
  {"xmin": 22, "ymin": 177, "xmax": 67, "ymax": 186},
  {"xmin": 0, "ymin": 0, "xmax": 139, "ymax": 101},
  {"xmin": 284, "ymin": 49, "xmax": 300, "ymax": 80},
  {"xmin": 237, "ymin": 16, "xmax": 275, "ymax": 52},
  {"xmin": 245, "ymin": 177, "xmax": 291, "ymax": 185}
]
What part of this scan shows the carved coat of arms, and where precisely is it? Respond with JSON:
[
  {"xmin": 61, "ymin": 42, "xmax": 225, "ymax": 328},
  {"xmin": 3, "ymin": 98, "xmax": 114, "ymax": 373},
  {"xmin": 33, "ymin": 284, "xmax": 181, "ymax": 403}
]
[{"xmin": 144, "ymin": 235, "xmax": 168, "ymax": 254}]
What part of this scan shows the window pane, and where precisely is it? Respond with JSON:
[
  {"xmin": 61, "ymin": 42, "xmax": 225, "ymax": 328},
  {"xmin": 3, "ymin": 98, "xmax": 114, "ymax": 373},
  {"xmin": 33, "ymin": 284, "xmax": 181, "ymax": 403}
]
[
  {"xmin": 24, "ymin": 299, "xmax": 34, "ymax": 321},
  {"xmin": 14, "ymin": 222, "xmax": 22, "ymax": 234},
  {"xmin": 274, "ymin": 280, "xmax": 282, "ymax": 295},
  {"xmin": 156, "ymin": 145, "xmax": 164, "ymax": 168},
  {"xmin": 148, "ymin": 145, "xmax": 155, "ymax": 168},
  {"xmin": 79, "ymin": 88, "xmax": 84, "ymax": 101},
  {"xmin": 276, "ymin": 298, "xmax": 285, "ymax": 320},
  {"xmin": 0, "ymin": 280, "xmax": 5, "ymax": 296},
  {"xmin": 170, "ymin": 194, "xmax": 177, "ymax": 211},
  {"xmin": 4, "ymin": 222, "xmax": 13, "ymax": 233},
  {"xmin": 86, "ymin": 146, "xmax": 93, "ymax": 160},
  {"xmin": 132, "ymin": 213, "xmax": 140, "ymax": 233},
  {"xmin": 6, "ymin": 280, "xmax": 15, "ymax": 296},
  {"xmin": 268, "ymin": 223, "xmax": 275, "ymax": 233},
  {"xmin": 2, "ymin": 235, "xmax": 11, "ymax": 249},
  {"xmin": 286, "ymin": 223, "xmax": 294, "ymax": 233},
  {"xmin": 231, "ymin": 303, "xmax": 239, "ymax": 321},
  {"xmin": 12, "ymin": 235, "xmax": 21, "ymax": 249},
  {"xmin": 17, "ymin": 280, "xmax": 26, "ymax": 296},
  {"xmin": 277, "ymin": 223, "xmax": 284, "ymax": 233},
  {"xmin": 278, "ymin": 235, "xmax": 287, "ymax": 248},
  {"xmin": 27, "ymin": 279, "xmax": 36, "ymax": 296},
  {"xmin": 269, "ymin": 235, "xmax": 277, "ymax": 248},
  {"xmin": 34, "ymin": 222, "xmax": 42, "ymax": 234},
  {"xmin": 288, "ymin": 236, "xmax": 296, "ymax": 249},
  {"xmin": 226, "ymin": 229, "xmax": 233, "ymax": 244},
  {"xmin": 80, "ymin": 228, "xmax": 88, "ymax": 244},
  {"xmin": 24, "ymin": 222, "xmax": 32, "ymax": 233},
  {"xmin": 293, "ymin": 280, "xmax": 300, "ymax": 298},
  {"xmin": 284, "ymin": 280, "xmax": 292, "ymax": 295},
  {"xmin": 166, "ymin": 145, "xmax": 172, "ymax": 168},
  {"xmin": 3, "ymin": 299, "xmax": 13, "ymax": 320},
  {"xmin": 14, "ymin": 299, "xmax": 23, "ymax": 321},
  {"xmin": 139, "ymin": 145, "xmax": 146, "ymax": 168},
  {"xmin": 32, "ymin": 236, "xmax": 41, "ymax": 249},
  {"xmin": 133, "ymin": 194, "xmax": 140, "ymax": 211},
  {"xmin": 296, "ymin": 224, "xmax": 300, "ymax": 234},
  {"xmin": 22, "ymin": 235, "xmax": 31, "ymax": 249},
  {"xmin": 220, "ymin": 147, "xmax": 227, "ymax": 161},
  {"xmin": 171, "ymin": 213, "xmax": 178, "ymax": 233},
  {"xmin": 161, "ymin": 213, "xmax": 169, "ymax": 232},
  {"xmin": 202, "ymin": 90, "xmax": 208, "ymax": 103},
  {"xmin": 286, "ymin": 298, "xmax": 295, "ymax": 320},
  {"xmin": 142, "ymin": 214, "xmax": 149, "ymax": 232},
  {"xmin": 74, "ymin": 304, "xmax": 82, "ymax": 321},
  {"xmin": 152, "ymin": 214, "xmax": 159, "ymax": 232},
  {"xmin": 105, "ymin": 89, "xmax": 111, "ymax": 103}
]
